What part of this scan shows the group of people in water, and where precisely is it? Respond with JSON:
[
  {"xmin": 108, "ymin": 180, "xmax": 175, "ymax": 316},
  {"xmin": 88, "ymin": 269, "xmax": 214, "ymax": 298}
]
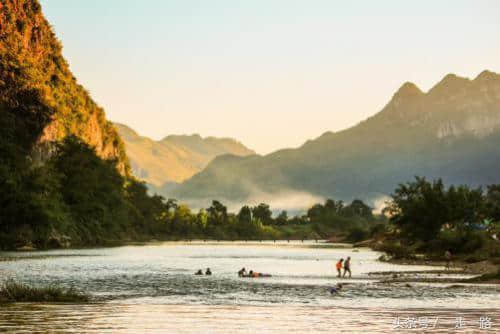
[
  {"xmin": 238, "ymin": 267, "xmax": 272, "ymax": 278},
  {"xmin": 194, "ymin": 267, "xmax": 271, "ymax": 277},
  {"xmin": 335, "ymin": 256, "xmax": 351, "ymax": 278},
  {"xmin": 194, "ymin": 257, "xmax": 352, "ymax": 295},
  {"xmin": 195, "ymin": 268, "xmax": 212, "ymax": 275}
]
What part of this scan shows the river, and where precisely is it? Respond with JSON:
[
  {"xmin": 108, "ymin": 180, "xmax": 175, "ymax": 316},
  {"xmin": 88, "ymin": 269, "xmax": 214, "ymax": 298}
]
[{"xmin": 1, "ymin": 241, "xmax": 499, "ymax": 332}]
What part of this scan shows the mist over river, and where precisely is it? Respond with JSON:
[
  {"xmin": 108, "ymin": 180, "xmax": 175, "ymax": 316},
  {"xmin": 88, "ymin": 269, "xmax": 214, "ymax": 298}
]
[{"xmin": 1, "ymin": 242, "xmax": 499, "ymax": 332}]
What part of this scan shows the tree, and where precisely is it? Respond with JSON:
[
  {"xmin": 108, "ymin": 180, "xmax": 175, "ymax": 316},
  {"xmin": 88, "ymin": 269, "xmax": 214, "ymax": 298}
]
[
  {"xmin": 237, "ymin": 206, "xmax": 252, "ymax": 224},
  {"xmin": 388, "ymin": 177, "xmax": 450, "ymax": 241},
  {"xmin": 486, "ymin": 185, "xmax": 500, "ymax": 221},
  {"xmin": 342, "ymin": 199, "xmax": 373, "ymax": 219},
  {"xmin": 252, "ymin": 203, "xmax": 273, "ymax": 225},
  {"xmin": 275, "ymin": 210, "xmax": 288, "ymax": 225},
  {"xmin": 307, "ymin": 204, "xmax": 324, "ymax": 223},
  {"xmin": 324, "ymin": 199, "xmax": 344, "ymax": 214}
]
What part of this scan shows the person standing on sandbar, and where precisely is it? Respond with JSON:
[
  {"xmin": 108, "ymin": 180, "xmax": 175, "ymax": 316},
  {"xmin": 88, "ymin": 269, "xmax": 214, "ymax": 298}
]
[
  {"xmin": 336, "ymin": 258, "xmax": 343, "ymax": 277},
  {"xmin": 343, "ymin": 256, "xmax": 351, "ymax": 278}
]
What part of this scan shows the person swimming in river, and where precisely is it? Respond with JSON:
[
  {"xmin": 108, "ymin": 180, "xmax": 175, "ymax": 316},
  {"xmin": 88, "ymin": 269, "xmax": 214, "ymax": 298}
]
[
  {"xmin": 336, "ymin": 258, "xmax": 343, "ymax": 277},
  {"xmin": 205, "ymin": 268, "xmax": 212, "ymax": 275},
  {"xmin": 238, "ymin": 267, "xmax": 247, "ymax": 277},
  {"xmin": 195, "ymin": 269, "xmax": 203, "ymax": 275},
  {"xmin": 329, "ymin": 283, "xmax": 343, "ymax": 294},
  {"xmin": 241, "ymin": 270, "xmax": 271, "ymax": 278},
  {"xmin": 343, "ymin": 256, "xmax": 351, "ymax": 278}
]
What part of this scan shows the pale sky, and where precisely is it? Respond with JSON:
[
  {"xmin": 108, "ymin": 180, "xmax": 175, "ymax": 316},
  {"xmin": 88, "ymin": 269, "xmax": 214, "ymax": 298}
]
[{"xmin": 40, "ymin": 0, "xmax": 500, "ymax": 154}]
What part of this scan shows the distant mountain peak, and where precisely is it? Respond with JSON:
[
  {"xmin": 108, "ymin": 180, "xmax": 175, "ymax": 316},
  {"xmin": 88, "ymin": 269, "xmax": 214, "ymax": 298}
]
[
  {"xmin": 163, "ymin": 134, "xmax": 203, "ymax": 141},
  {"xmin": 115, "ymin": 123, "xmax": 255, "ymax": 185},
  {"xmin": 171, "ymin": 69, "xmax": 500, "ymax": 205},
  {"xmin": 474, "ymin": 70, "xmax": 500, "ymax": 83},
  {"xmin": 394, "ymin": 82, "xmax": 423, "ymax": 98},
  {"xmin": 113, "ymin": 123, "xmax": 140, "ymax": 140},
  {"xmin": 385, "ymin": 82, "xmax": 423, "ymax": 110},
  {"xmin": 428, "ymin": 73, "xmax": 471, "ymax": 96}
]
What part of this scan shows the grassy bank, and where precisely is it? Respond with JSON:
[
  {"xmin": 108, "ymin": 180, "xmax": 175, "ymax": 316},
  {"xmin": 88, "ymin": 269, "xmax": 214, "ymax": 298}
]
[{"xmin": 0, "ymin": 280, "xmax": 89, "ymax": 303}]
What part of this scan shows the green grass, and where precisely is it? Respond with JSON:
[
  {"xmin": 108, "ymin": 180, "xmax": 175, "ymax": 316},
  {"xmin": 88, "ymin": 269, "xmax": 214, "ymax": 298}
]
[{"xmin": 0, "ymin": 280, "xmax": 89, "ymax": 303}]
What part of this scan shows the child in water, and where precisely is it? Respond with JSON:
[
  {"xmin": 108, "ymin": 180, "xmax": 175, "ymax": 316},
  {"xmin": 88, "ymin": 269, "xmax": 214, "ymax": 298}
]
[{"xmin": 329, "ymin": 283, "xmax": 343, "ymax": 294}]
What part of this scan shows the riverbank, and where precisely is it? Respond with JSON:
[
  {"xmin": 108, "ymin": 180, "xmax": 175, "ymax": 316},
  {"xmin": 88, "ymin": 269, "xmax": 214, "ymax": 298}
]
[
  {"xmin": 365, "ymin": 242, "xmax": 500, "ymax": 283},
  {"xmin": 8, "ymin": 237, "xmax": 342, "ymax": 252}
]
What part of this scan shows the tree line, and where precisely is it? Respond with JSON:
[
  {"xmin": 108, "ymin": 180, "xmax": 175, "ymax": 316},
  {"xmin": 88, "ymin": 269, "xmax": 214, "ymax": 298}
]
[
  {"xmin": 384, "ymin": 177, "xmax": 500, "ymax": 258},
  {"xmin": 0, "ymin": 135, "xmax": 378, "ymax": 249},
  {"xmin": 2, "ymin": 130, "xmax": 498, "ymax": 255}
]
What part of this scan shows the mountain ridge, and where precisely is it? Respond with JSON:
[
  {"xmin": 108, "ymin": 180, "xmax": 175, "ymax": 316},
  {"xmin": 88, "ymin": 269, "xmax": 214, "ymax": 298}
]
[
  {"xmin": 114, "ymin": 123, "xmax": 256, "ymax": 186},
  {"xmin": 171, "ymin": 70, "xmax": 500, "ymax": 208}
]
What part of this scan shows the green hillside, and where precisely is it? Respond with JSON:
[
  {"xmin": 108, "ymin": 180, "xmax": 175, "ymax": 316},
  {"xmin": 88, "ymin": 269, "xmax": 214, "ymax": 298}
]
[
  {"xmin": 0, "ymin": 0, "xmax": 162, "ymax": 249},
  {"xmin": 114, "ymin": 123, "xmax": 255, "ymax": 186},
  {"xmin": 172, "ymin": 71, "xmax": 500, "ymax": 207},
  {"xmin": 0, "ymin": 0, "xmax": 128, "ymax": 171}
]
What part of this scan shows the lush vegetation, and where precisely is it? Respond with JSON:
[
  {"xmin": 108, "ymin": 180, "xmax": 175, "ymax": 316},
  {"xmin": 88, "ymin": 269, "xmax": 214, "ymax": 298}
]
[
  {"xmin": 0, "ymin": 131, "xmax": 379, "ymax": 249},
  {"xmin": 0, "ymin": 0, "xmax": 141, "ymax": 250},
  {"xmin": 381, "ymin": 177, "xmax": 500, "ymax": 261},
  {"xmin": 0, "ymin": 135, "xmax": 157, "ymax": 249},
  {"xmin": 0, "ymin": 279, "xmax": 88, "ymax": 303},
  {"xmin": 0, "ymin": 0, "xmax": 378, "ymax": 250}
]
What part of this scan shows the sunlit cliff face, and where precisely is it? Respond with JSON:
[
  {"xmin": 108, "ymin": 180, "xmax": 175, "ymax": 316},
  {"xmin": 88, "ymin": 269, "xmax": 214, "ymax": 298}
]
[{"xmin": 0, "ymin": 0, "xmax": 129, "ymax": 174}]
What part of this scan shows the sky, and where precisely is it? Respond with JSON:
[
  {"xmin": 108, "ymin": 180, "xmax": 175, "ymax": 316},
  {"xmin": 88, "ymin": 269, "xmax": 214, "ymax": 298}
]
[{"xmin": 40, "ymin": 0, "xmax": 500, "ymax": 154}]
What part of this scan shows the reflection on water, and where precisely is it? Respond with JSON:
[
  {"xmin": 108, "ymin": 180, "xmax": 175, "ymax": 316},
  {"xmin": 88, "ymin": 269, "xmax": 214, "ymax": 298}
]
[
  {"xmin": 1, "ymin": 241, "xmax": 499, "ymax": 332},
  {"xmin": 1, "ymin": 304, "xmax": 499, "ymax": 333}
]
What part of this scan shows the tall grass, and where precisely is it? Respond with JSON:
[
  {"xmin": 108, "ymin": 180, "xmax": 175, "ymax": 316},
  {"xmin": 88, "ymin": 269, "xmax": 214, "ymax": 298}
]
[{"xmin": 0, "ymin": 280, "xmax": 89, "ymax": 303}]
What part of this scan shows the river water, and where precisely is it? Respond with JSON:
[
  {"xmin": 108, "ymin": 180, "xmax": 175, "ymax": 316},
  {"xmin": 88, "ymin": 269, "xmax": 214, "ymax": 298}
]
[{"xmin": 1, "ymin": 241, "xmax": 499, "ymax": 333}]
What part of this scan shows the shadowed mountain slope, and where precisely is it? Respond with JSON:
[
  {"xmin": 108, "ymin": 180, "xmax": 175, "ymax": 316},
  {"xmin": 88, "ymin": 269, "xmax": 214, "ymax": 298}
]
[{"xmin": 172, "ymin": 71, "xmax": 500, "ymax": 206}]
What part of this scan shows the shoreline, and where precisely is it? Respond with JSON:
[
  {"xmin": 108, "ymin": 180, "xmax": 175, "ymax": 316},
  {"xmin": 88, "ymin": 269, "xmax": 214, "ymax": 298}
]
[
  {"xmin": 374, "ymin": 252, "xmax": 500, "ymax": 284},
  {"xmin": 4, "ymin": 238, "xmax": 343, "ymax": 253}
]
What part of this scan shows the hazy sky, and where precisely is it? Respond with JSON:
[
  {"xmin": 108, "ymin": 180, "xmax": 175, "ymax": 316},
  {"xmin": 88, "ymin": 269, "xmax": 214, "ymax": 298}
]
[{"xmin": 40, "ymin": 0, "xmax": 500, "ymax": 154}]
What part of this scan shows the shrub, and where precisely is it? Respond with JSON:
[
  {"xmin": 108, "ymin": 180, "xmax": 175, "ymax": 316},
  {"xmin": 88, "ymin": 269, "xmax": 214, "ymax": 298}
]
[
  {"xmin": 346, "ymin": 227, "xmax": 369, "ymax": 242},
  {"xmin": 0, "ymin": 279, "xmax": 89, "ymax": 303},
  {"xmin": 379, "ymin": 241, "xmax": 416, "ymax": 260}
]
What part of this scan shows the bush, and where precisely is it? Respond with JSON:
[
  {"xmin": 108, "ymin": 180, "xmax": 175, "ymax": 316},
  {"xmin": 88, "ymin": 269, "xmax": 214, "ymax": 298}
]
[
  {"xmin": 369, "ymin": 223, "xmax": 388, "ymax": 238},
  {"xmin": 0, "ymin": 279, "xmax": 89, "ymax": 303},
  {"xmin": 346, "ymin": 227, "xmax": 369, "ymax": 242},
  {"xmin": 379, "ymin": 241, "xmax": 416, "ymax": 260},
  {"xmin": 462, "ymin": 232, "xmax": 487, "ymax": 253}
]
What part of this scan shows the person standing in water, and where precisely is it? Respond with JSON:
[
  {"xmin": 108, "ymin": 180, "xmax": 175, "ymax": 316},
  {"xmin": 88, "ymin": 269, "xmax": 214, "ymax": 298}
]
[
  {"xmin": 445, "ymin": 250, "xmax": 452, "ymax": 270},
  {"xmin": 343, "ymin": 256, "xmax": 351, "ymax": 278},
  {"xmin": 336, "ymin": 258, "xmax": 344, "ymax": 277}
]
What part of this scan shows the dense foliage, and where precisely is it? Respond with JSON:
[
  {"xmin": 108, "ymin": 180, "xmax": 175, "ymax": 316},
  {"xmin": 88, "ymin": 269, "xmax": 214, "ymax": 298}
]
[
  {"xmin": 0, "ymin": 133, "xmax": 378, "ymax": 249},
  {"xmin": 0, "ymin": 136, "xmax": 153, "ymax": 249},
  {"xmin": 386, "ymin": 177, "xmax": 500, "ymax": 258}
]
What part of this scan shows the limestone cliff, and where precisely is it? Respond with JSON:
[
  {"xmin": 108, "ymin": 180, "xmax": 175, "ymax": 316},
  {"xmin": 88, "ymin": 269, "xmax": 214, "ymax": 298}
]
[{"xmin": 0, "ymin": 0, "xmax": 128, "ymax": 172}]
